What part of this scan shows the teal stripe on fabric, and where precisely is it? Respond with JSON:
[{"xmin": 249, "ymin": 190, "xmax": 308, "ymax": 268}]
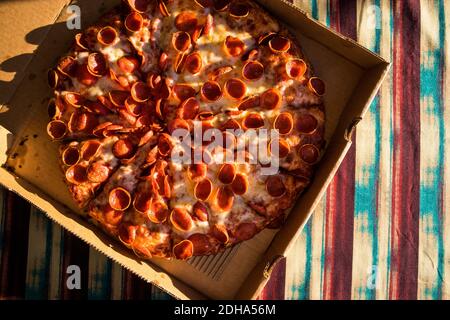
[
  {"xmin": 418, "ymin": 0, "xmax": 445, "ymax": 300},
  {"xmin": 311, "ymin": 0, "xmax": 318, "ymax": 20},
  {"xmin": 289, "ymin": 219, "xmax": 312, "ymax": 299},
  {"xmin": 151, "ymin": 285, "xmax": 174, "ymax": 300},
  {"xmin": 25, "ymin": 208, "xmax": 53, "ymax": 299},
  {"xmin": 88, "ymin": 251, "xmax": 112, "ymax": 300},
  {"xmin": 437, "ymin": 0, "xmax": 446, "ymax": 300},
  {"xmin": 303, "ymin": 220, "xmax": 312, "ymax": 299}
]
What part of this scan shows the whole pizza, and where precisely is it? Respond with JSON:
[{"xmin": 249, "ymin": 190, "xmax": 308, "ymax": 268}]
[{"xmin": 46, "ymin": 0, "xmax": 326, "ymax": 260}]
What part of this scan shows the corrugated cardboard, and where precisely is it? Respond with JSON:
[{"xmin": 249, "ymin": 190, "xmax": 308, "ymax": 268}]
[{"xmin": 0, "ymin": 0, "xmax": 390, "ymax": 299}]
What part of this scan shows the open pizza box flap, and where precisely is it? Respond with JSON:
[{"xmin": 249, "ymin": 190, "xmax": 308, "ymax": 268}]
[{"xmin": 0, "ymin": 0, "xmax": 390, "ymax": 299}]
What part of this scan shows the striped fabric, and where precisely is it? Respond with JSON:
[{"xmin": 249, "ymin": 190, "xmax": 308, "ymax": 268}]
[{"xmin": 0, "ymin": 0, "xmax": 448, "ymax": 300}]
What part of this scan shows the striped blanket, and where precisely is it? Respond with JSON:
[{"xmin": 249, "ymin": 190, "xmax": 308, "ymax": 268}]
[{"xmin": 0, "ymin": 0, "xmax": 448, "ymax": 300}]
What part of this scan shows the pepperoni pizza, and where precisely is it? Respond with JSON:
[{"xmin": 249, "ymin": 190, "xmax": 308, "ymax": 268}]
[{"xmin": 47, "ymin": 0, "xmax": 326, "ymax": 260}]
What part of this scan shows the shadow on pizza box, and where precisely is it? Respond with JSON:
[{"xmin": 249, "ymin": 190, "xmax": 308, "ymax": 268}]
[{"xmin": 0, "ymin": 0, "xmax": 389, "ymax": 299}]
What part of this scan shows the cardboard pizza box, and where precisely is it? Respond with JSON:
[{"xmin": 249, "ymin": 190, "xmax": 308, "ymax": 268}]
[{"xmin": 0, "ymin": 0, "xmax": 390, "ymax": 299}]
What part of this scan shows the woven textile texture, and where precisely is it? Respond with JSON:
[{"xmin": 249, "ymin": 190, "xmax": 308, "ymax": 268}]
[{"xmin": 1, "ymin": 0, "xmax": 449, "ymax": 300}]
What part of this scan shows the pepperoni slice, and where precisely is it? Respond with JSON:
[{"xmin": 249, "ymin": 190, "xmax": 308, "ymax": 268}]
[
  {"xmin": 261, "ymin": 88, "xmax": 282, "ymax": 110},
  {"xmin": 126, "ymin": 0, "xmax": 149, "ymax": 13},
  {"xmin": 109, "ymin": 187, "xmax": 131, "ymax": 211},
  {"xmin": 194, "ymin": 178, "xmax": 213, "ymax": 201},
  {"xmin": 172, "ymin": 31, "xmax": 191, "ymax": 52},
  {"xmin": 179, "ymin": 97, "xmax": 200, "ymax": 120},
  {"xmin": 224, "ymin": 36, "xmax": 245, "ymax": 57},
  {"xmin": 47, "ymin": 120, "xmax": 67, "ymax": 140},
  {"xmin": 214, "ymin": 0, "xmax": 231, "ymax": 11},
  {"xmin": 220, "ymin": 118, "xmax": 241, "ymax": 131},
  {"xmin": 173, "ymin": 84, "xmax": 196, "ymax": 102},
  {"xmin": 170, "ymin": 208, "xmax": 194, "ymax": 231},
  {"xmin": 184, "ymin": 52, "xmax": 202, "ymax": 74},
  {"xmin": 84, "ymin": 100, "xmax": 110, "ymax": 116},
  {"xmin": 65, "ymin": 164, "xmax": 88, "ymax": 185},
  {"xmin": 117, "ymin": 56, "xmax": 139, "ymax": 74},
  {"xmin": 218, "ymin": 163, "xmax": 236, "ymax": 185},
  {"xmin": 125, "ymin": 11, "xmax": 143, "ymax": 32},
  {"xmin": 97, "ymin": 26, "xmax": 117, "ymax": 46},
  {"xmin": 87, "ymin": 53, "xmax": 107, "ymax": 77},
  {"xmin": 80, "ymin": 140, "xmax": 102, "ymax": 161},
  {"xmin": 103, "ymin": 124, "xmax": 124, "ymax": 137},
  {"xmin": 62, "ymin": 146, "xmax": 80, "ymax": 166},
  {"xmin": 188, "ymin": 163, "xmax": 207, "ymax": 181},
  {"xmin": 112, "ymin": 138, "xmax": 135, "ymax": 159},
  {"xmin": 269, "ymin": 138, "xmax": 290, "ymax": 158},
  {"xmin": 230, "ymin": 173, "xmax": 248, "ymax": 195},
  {"xmin": 212, "ymin": 224, "xmax": 229, "ymax": 243},
  {"xmin": 68, "ymin": 111, "xmax": 98, "ymax": 133},
  {"xmin": 286, "ymin": 59, "xmax": 307, "ymax": 79},
  {"xmin": 124, "ymin": 97, "xmax": 143, "ymax": 116},
  {"xmin": 308, "ymin": 77, "xmax": 326, "ymax": 96},
  {"xmin": 118, "ymin": 223, "xmax": 137, "ymax": 245},
  {"xmin": 131, "ymin": 81, "xmax": 151, "ymax": 102},
  {"xmin": 274, "ymin": 112, "xmax": 294, "ymax": 135},
  {"xmin": 216, "ymin": 186, "xmax": 234, "ymax": 211},
  {"xmin": 76, "ymin": 63, "xmax": 98, "ymax": 86},
  {"xmin": 47, "ymin": 69, "xmax": 59, "ymax": 89},
  {"xmin": 299, "ymin": 144, "xmax": 320, "ymax": 164},
  {"xmin": 266, "ymin": 175, "xmax": 286, "ymax": 198},
  {"xmin": 242, "ymin": 60, "xmax": 264, "ymax": 81},
  {"xmin": 193, "ymin": 201, "xmax": 208, "ymax": 221},
  {"xmin": 87, "ymin": 161, "xmax": 110, "ymax": 183},
  {"xmin": 92, "ymin": 122, "xmax": 112, "ymax": 137},
  {"xmin": 175, "ymin": 11, "xmax": 198, "ymax": 32},
  {"xmin": 75, "ymin": 33, "xmax": 89, "ymax": 50},
  {"xmin": 194, "ymin": 0, "xmax": 213, "ymax": 8},
  {"xmin": 224, "ymin": 78, "xmax": 247, "ymax": 100},
  {"xmin": 158, "ymin": 0, "xmax": 170, "ymax": 17},
  {"xmin": 48, "ymin": 99, "xmax": 61, "ymax": 119},
  {"xmin": 132, "ymin": 191, "xmax": 152, "ymax": 214},
  {"xmin": 109, "ymin": 90, "xmax": 129, "ymax": 107},
  {"xmin": 268, "ymin": 35, "xmax": 291, "ymax": 53},
  {"xmin": 242, "ymin": 113, "xmax": 264, "ymax": 129},
  {"xmin": 229, "ymin": 2, "xmax": 249, "ymax": 18},
  {"xmin": 158, "ymin": 133, "xmax": 172, "ymax": 156},
  {"xmin": 188, "ymin": 233, "xmax": 212, "ymax": 255},
  {"xmin": 173, "ymin": 240, "xmax": 193, "ymax": 260},
  {"xmin": 235, "ymin": 222, "xmax": 257, "ymax": 241},
  {"xmin": 148, "ymin": 200, "xmax": 169, "ymax": 223},
  {"xmin": 57, "ymin": 56, "xmax": 77, "ymax": 77},
  {"xmin": 241, "ymin": 48, "xmax": 259, "ymax": 62},
  {"xmin": 296, "ymin": 114, "xmax": 318, "ymax": 134},
  {"xmin": 238, "ymin": 95, "xmax": 260, "ymax": 110},
  {"xmin": 64, "ymin": 92, "xmax": 84, "ymax": 108},
  {"xmin": 208, "ymin": 65, "xmax": 233, "ymax": 81},
  {"xmin": 103, "ymin": 205, "xmax": 124, "ymax": 226},
  {"xmin": 201, "ymin": 81, "xmax": 222, "ymax": 102},
  {"xmin": 258, "ymin": 32, "xmax": 276, "ymax": 45}
]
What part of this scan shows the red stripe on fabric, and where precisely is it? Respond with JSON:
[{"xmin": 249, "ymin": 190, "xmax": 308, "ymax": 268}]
[
  {"xmin": 0, "ymin": 192, "xmax": 31, "ymax": 299},
  {"xmin": 61, "ymin": 231, "xmax": 89, "ymax": 299},
  {"xmin": 390, "ymin": 0, "xmax": 420, "ymax": 300},
  {"xmin": 259, "ymin": 258, "xmax": 286, "ymax": 300},
  {"xmin": 322, "ymin": 0, "xmax": 357, "ymax": 300},
  {"xmin": 123, "ymin": 270, "xmax": 152, "ymax": 300}
]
